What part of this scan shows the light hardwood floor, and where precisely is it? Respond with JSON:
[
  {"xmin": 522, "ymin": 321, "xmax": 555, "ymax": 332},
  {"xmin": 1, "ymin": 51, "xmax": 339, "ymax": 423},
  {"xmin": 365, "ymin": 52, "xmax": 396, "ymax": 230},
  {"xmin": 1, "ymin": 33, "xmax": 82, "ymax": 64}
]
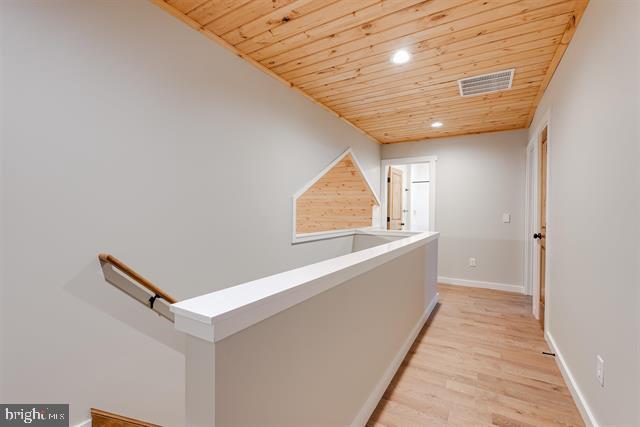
[{"xmin": 368, "ymin": 284, "xmax": 584, "ymax": 427}]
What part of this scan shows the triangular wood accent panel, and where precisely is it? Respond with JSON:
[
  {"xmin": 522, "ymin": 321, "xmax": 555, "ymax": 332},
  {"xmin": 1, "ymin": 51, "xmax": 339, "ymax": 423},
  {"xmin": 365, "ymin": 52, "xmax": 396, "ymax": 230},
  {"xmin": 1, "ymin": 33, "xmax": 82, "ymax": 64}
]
[{"xmin": 296, "ymin": 151, "xmax": 378, "ymax": 235}]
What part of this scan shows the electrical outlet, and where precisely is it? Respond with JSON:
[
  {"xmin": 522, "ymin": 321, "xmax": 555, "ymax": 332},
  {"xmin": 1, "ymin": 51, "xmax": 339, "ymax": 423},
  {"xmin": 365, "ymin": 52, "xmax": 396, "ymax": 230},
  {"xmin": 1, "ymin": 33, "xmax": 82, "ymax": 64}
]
[
  {"xmin": 469, "ymin": 257, "xmax": 477, "ymax": 267},
  {"xmin": 502, "ymin": 213, "xmax": 511, "ymax": 223},
  {"xmin": 596, "ymin": 355, "xmax": 604, "ymax": 387}
]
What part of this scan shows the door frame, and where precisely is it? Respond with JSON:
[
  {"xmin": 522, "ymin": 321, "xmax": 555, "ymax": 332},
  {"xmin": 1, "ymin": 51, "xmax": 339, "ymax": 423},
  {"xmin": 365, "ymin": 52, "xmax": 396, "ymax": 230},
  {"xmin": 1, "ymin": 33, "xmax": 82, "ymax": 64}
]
[
  {"xmin": 524, "ymin": 133, "xmax": 540, "ymax": 306},
  {"xmin": 387, "ymin": 166, "xmax": 404, "ymax": 230},
  {"xmin": 525, "ymin": 110, "xmax": 551, "ymax": 327},
  {"xmin": 380, "ymin": 156, "xmax": 437, "ymax": 231}
]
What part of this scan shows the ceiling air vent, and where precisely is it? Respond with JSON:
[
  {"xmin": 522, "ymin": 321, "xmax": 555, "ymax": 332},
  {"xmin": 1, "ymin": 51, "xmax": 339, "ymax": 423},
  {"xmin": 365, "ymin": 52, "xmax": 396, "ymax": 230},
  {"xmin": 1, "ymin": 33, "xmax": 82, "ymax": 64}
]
[{"xmin": 458, "ymin": 69, "xmax": 514, "ymax": 97}]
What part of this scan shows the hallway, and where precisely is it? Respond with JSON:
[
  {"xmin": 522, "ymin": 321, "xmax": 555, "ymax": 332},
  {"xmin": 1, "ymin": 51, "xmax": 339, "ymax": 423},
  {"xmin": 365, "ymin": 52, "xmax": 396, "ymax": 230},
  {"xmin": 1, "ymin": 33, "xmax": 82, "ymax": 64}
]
[
  {"xmin": 368, "ymin": 285, "xmax": 584, "ymax": 427},
  {"xmin": 3, "ymin": 1, "xmax": 638, "ymax": 425}
]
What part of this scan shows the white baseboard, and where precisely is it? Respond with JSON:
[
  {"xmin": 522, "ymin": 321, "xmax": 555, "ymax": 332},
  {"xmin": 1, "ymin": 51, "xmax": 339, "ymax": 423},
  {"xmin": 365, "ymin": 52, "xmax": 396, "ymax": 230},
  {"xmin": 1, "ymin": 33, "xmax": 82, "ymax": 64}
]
[
  {"xmin": 350, "ymin": 292, "xmax": 440, "ymax": 427},
  {"xmin": 438, "ymin": 276, "xmax": 524, "ymax": 294},
  {"xmin": 545, "ymin": 331, "xmax": 599, "ymax": 427},
  {"xmin": 73, "ymin": 419, "xmax": 91, "ymax": 427}
]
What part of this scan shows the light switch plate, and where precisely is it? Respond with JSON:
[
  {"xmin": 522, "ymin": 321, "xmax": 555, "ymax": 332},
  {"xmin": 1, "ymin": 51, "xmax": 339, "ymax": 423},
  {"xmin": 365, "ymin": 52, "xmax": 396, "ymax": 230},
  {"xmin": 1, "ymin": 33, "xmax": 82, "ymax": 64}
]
[
  {"xmin": 469, "ymin": 257, "xmax": 477, "ymax": 267},
  {"xmin": 502, "ymin": 213, "xmax": 511, "ymax": 223}
]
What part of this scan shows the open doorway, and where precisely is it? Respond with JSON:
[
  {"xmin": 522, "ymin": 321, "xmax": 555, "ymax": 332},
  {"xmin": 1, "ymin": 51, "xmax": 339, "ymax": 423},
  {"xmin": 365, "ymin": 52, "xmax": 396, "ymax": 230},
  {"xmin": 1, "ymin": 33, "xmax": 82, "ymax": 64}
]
[{"xmin": 380, "ymin": 157, "xmax": 437, "ymax": 232}]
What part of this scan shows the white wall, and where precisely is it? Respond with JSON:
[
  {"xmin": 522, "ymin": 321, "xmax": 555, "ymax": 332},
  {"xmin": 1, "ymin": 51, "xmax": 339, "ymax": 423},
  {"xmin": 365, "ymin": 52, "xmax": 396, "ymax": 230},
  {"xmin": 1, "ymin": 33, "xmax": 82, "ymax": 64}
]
[
  {"xmin": 382, "ymin": 130, "xmax": 527, "ymax": 290},
  {"xmin": 528, "ymin": 1, "xmax": 639, "ymax": 425},
  {"xmin": 351, "ymin": 233, "xmax": 404, "ymax": 252},
  {"xmin": 0, "ymin": 1, "xmax": 380, "ymax": 425},
  {"xmin": 213, "ymin": 240, "xmax": 438, "ymax": 426}
]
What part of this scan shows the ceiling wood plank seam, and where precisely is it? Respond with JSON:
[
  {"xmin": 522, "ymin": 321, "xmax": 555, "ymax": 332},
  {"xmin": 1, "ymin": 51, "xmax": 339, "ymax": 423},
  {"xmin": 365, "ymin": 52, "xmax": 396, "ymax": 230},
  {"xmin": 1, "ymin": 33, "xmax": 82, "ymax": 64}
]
[{"xmin": 153, "ymin": 0, "xmax": 589, "ymax": 144}]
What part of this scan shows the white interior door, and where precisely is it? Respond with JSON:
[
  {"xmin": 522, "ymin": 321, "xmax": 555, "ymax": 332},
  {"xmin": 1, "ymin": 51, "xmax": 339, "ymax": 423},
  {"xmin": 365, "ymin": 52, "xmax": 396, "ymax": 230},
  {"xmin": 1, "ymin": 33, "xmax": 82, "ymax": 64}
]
[{"xmin": 410, "ymin": 163, "xmax": 430, "ymax": 231}]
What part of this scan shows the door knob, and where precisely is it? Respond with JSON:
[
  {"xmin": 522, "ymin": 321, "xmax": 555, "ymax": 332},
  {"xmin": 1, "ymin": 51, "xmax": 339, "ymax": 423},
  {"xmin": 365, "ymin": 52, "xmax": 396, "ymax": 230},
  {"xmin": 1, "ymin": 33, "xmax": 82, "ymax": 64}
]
[{"xmin": 533, "ymin": 233, "xmax": 542, "ymax": 239}]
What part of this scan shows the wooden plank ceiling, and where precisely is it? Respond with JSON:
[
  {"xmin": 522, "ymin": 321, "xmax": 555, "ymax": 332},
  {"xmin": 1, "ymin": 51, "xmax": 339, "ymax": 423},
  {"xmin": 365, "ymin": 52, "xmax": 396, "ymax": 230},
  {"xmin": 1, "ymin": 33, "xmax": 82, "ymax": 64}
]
[{"xmin": 155, "ymin": 0, "xmax": 588, "ymax": 143}]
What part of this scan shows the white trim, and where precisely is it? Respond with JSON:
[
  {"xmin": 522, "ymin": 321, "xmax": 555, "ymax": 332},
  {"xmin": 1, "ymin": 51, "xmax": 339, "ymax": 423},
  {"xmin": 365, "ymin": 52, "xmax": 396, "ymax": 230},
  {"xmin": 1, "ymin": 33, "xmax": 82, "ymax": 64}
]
[
  {"xmin": 526, "ymin": 110, "xmax": 552, "ymax": 319},
  {"xmin": 173, "ymin": 232, "xmax": 440, "ymax": 342},
  {"xmin": 355, "ymin": 229, "xmax": 420, "ymax": 237},
  {"xmin": 351, "ymin": 292, "xmax": 440, "ymax": 427},
  {"xmin": 382, "ymin": 155, "xmax": 439, "ymax": 165},
  {"xmin": 380, "ymin": 156, "xmax": 437, "ymax": 232},
  {"xmin": 292, "ymin": 148, "xmax": 380, "ymax": 242},
  {"xmin": 523, "ymin": 136, "xmax": 534, "ymax": 296},
  {"xmin": 438, "ymin": 276, "xmax": 524, "ymax": 294},
  {"xmin": 542, "ymin": 112, "xmax": 552, "ymax": 338},
  {"xmin": 73, "ymin": 419, "xmax": 91, "ymax": 427},
  {"xmin": 292, "ymin": 227, "xmax": 419, "ymax": 244},
  {"xmin": 525, "ymin": 135, "xmax": 540, "ymax": 311},
  {"xmin": 404, "ymin": 165, "xmax": 412, "ymax": 230},
  {"xmin": 530, "ymin": 110, "xmax": 552, "ymax": 329},
  {"xmin": 348, "ymin": 149, "xmax": 381, "ymax": 205},
  {"xmin": 545, "ymin": 331, "xmax": 599, "ymax": 427},
  {"xmin": 292, "ymin": 228, "xmax": 360, "ymax": 244},
  {"xmin": 430, "ymin": 159, "xmax": 437, "ymax": 232},
  {"xmin": 529, "ymin": 136, "xmax": 541, "ymax": 315},
  {"xmin": 292, "ymin": 148, "xmax": 378, "ymax": 203}
]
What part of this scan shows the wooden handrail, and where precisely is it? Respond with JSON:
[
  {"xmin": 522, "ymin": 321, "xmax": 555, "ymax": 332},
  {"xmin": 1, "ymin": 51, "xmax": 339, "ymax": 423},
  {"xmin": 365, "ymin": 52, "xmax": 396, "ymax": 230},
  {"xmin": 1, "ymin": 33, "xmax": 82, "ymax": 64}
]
[
  {"xmin": 91, "ymin": 408, "xmax": 161, "ymax": 427},
  {"xmin": 98, "ymin": 253, "xmax": 177, "ymax": 304}
]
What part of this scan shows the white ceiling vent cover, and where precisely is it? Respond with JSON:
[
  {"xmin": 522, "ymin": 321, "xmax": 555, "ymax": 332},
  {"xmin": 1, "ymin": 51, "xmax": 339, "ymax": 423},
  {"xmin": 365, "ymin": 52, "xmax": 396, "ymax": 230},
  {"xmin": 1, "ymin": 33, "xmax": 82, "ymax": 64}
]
[{"xmin": 458, "ymin": 69, "xmax": 514, "ymax": 97}]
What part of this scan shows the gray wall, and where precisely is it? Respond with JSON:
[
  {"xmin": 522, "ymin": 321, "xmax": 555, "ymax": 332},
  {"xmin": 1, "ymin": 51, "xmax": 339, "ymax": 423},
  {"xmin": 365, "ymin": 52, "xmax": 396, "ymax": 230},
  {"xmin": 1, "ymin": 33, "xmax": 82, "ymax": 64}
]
[
  {"xmin": 382, "ymin": 130, "xmax": 527, "ymax": 289},
  {"xmin": 0, "ymin": 1, "xmax": 380, "ymax": 425},
  {"xmin": 351, "ymin": 233, "xmax": 404, "ymax": 252},
  {"xmin": 214, "ymin": 240, "xmax": 438, "ymax": 427},
  {"xmin": 529, "ymin": 1, "xmax": 639, "ymax": 425}
]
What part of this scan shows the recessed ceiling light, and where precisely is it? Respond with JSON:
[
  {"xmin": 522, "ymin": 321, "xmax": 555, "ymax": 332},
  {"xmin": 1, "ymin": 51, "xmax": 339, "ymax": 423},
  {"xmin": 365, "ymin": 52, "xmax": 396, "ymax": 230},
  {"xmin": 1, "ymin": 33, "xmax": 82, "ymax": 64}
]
[
  {"xmin": 391, "ymin": 49, "xmax": 411, "ymax": 65},
  {"xmin": 431, "ymin": 121, "xmax": 443, "ymax": 128}
]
